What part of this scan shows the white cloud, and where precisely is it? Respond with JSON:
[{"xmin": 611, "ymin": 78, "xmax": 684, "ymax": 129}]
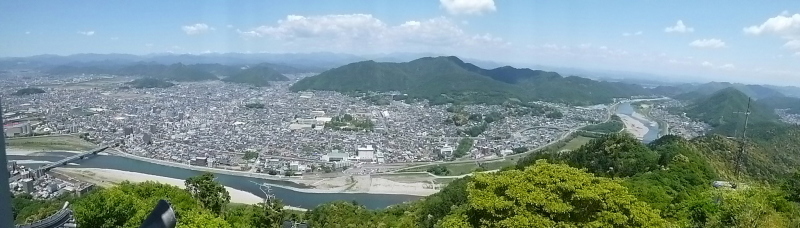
[
  {"xmin": 439, "ymin": 0, "xmax": 496, "ymax": 15},
  {"xmin": 719, "ymin": 63, "xmax": 735, "ymax": 69},
  {"xmin": 689, "ymin": 39, "xmax": 727, "ymax": 48},
  {"xmin": 145, "ymin": 43, "xmax": 154, "ymax": 47},
  {"xmin": 24, "ymin": 31, "xmax": 30, "ymax": 35},
  {"xmin": 237, "ymin": 14, "xmax": 508, "ymax": 52},
  {"xmin": 182, "ymin": 23, "xmax": 214, "ymax": 35},
  {"xmin": 664, "ymin": 20, "xmax": 694, "ymax": 33},
  {"xmin": 701, "ymin": 61, "xmax": 713, "ymax": 67},
  {"xmin": 227, "ymin": 24, "xmax": 233, "ymax": 29},
  {"xmin": 110, "ymin": 37, "xmax": 119, "ymax": 40},
  {"xmin": 77, "ymin": 31, "xmax": 95, "ymax": 36},
  {"xmin": 784, "ymin": 39, "xmax": 800, "ymax": 50},
  {"xmin": 743, "ymin": 13, "xmax": 800, "ymax": 36},
  {"xmin": 622, "ymin": 31, "xmax": 643, "ymax": 36}
]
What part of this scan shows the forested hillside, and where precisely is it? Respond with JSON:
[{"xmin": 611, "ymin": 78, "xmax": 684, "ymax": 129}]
[
  {"xmin": 683, "ymin": 87, "xmax": 778, "ymax": 136},
  {"xmin": 290, "ymin": 56, "xmax": 653, "ymax": 105}
]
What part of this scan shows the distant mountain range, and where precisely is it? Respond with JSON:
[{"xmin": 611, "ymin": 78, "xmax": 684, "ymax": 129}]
[
  {"xmin": 44, "ymin": 62, "xmax": 291, "ymax": 86},
  {"xmin": 290, "ymin": 56, "xmax": 653, "ymax": 105}
]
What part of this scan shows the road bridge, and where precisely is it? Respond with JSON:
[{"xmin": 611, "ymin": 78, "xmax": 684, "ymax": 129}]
[{"xmin": 38, "ymin": 145, "xmax": 110, "ymax": 172}]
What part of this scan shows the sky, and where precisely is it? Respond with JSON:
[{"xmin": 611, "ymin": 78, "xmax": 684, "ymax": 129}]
[{"xmin": 2, "ymin": 0, "xmax": 800, "ymax": 85}]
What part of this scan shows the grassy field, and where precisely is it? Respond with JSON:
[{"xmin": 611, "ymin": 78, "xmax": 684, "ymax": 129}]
[
  {"xmin": 6, "ymin": 135, "xmax": 95, "ymax": 151},
  {"xmin": 559, "ymin": 136, "xmax": 595, "ymax": 151},
  {"xmin": 399, "ymin": 158, "xmax": 518, "ymax": 176}
]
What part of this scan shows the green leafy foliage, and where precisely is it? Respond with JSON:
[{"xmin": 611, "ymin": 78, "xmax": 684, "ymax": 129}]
[
  {"xmin": 185, "ymin": 172, "xmax": 231, "ymax": 215},
  {"xmin": 580, "ymin": 114, "xmax": 624, "ymax": 133},
  {"xmin": 564, "ymin": 133, "xmax": 659, "ymax": 177},
  {"xmin": 427, "ymin": 165, "xmax": 451, "ymax": 175},
  {"xmin": 72, "ymin": 181, "xmax": 220, "ymax": 228},
  {"xmin": 325, "ymin": 114, "xmax": 375, "ymax": 131},
  {"xmin": 242, "ymin": 151, "xmax": 259, "ymax": 160},
  {"xmin": 11, "ymin": 193, "xmax": 71, "ymax": 224},
  {"xmin": 452, "ymin": 137, "xmax": 474, "ymax": 158},
  {"xmin": 440, "ymin": 160, "xmax": 668, "ymax": 227}
]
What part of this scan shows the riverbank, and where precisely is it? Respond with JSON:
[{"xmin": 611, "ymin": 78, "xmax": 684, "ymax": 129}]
[
  {"xmin": 53, "ymin": 167, "xmax": 308, "ymax": 211},
  {"xmin": 617, "ymin": 113, "xmax": 649, "ymax": 139},
  {"xmin": 109, "ymin": 149, "xmax": 439, "ymax": 196}
]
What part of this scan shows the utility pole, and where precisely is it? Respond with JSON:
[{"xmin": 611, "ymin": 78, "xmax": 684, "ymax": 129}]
[
  {"xmin": 0, "ymin": 100, "xmax": 14, "ymax": 228},
  {"xmin": 733, "ymin": 98, "xmax": 752, "ymax": 179}
]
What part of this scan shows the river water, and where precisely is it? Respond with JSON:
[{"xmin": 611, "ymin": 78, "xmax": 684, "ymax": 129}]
[
  {"xmin": 7, "ymin": 153, "xmax": 421, "ymax": 209},
  {"xmin": 615, "ymin": 102, "xmax": 660, "ymax": 143}
]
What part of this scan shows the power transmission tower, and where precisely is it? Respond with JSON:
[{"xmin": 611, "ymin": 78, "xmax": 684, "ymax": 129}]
[{"xmin": 733, "ymin": 98, "xmax": 752, "ymax": 180}]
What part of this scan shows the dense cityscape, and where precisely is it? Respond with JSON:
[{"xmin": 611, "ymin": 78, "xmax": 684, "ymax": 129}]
[{"xmin": 1, "ymin": 72, "xmax": 617, "ymax": 177}]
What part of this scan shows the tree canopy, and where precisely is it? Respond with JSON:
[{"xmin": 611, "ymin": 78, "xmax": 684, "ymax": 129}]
[
  {"xmin": 440, "ymin": 160, "xmax": 668, "ymax": 228},
  {"xmin": 185, "ymin": 172, "xmax": 231, "ymax": 215}
]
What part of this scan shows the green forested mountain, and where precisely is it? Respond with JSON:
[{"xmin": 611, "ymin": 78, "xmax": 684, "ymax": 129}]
[
  {"xmin": 658, "ymin": 82, "xmax": 786, "ymax": 100},
  {"xmin": 290, "ymin": 56, "xmax": 652, "ymax": 105},
  {"xmin": 760, "ymin": 96, "xmax": 800, "ymax": 114},
  {"xmin": 683, "ymin": 88, "xmax": 778, "ymax": 136},
  {"xmin": 222, "ymin": 65, "xmax": 289, "ymax": 87}
]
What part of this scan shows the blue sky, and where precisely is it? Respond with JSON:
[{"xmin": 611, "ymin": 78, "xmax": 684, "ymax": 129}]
[{"xmin": 2, "ymin": 0, "xmax": 800, "ymax": 85}]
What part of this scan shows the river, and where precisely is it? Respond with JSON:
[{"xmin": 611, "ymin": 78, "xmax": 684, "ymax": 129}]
[
  {"xmin": 7, "ymin": 153, "xmax": 421, "ymax": 210},
  {"xmin": 615, "ymin": 102, "xmax": 661, "ymax": 143}
]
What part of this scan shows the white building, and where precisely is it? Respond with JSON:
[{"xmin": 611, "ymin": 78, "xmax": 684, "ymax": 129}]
[
  {"xmin": 4, "ymin": 122, "xmax": 31, "ymax": 137},
  {"xmin": 311, "ymin": 110, "xmax": 326, "ymax": 117},
  {"xmin": 357, "ymin": 145, "xmax": 375, "ymax": 162},
  {"xmin": 440, "ymin": 144, "xmax": 454, "ymax": 157}
]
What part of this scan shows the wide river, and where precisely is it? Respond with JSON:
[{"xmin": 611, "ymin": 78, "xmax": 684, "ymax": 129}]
[
  {"xmin": 615, "ymin": 102, "xmax": 661, "ymax": 143},
  {"xmin": 7, "ymin": 153, "xmax": 421, "ymax": 209}
]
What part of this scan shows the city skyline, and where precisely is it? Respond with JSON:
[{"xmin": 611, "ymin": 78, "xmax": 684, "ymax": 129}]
[{"xmin": 2, "ymin": 0, "xmax": 800, "ymax": 85}]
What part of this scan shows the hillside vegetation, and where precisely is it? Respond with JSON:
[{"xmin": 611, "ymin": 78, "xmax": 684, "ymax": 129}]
[
  {"xmin": 291, "ymin": 56, "xmax": 652, "ymax": 105},
  {"xmin": 658, "ymin": 82, "xmax": 786, "ymax": 100},
  {"xmin": 222, "ymin": 65, "xmax": 289, "ymax": 87},
  {"xmin": 760, "ymin": 96, "xmax": 800, "ymax": 114},
  {"xmin": 125, "ymin": 78, "xmax": 174, "ymax": 89},
  {"xmin": 683, "ymin": 87, "xmax": 778, "ymax": 136},
  {"xmin": 12, "ymin": 87, "xmax": 46, "ymax": 96}
]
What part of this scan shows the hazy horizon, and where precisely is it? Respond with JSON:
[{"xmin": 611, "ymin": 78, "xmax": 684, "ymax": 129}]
[{"xmin": 3, "ymin": 0, "xmax": 800, "ymax": 85}]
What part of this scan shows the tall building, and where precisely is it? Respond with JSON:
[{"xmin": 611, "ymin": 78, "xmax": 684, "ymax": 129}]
[
  {"xmin": 22, "ymin": 178, "xmax": 35, "ymax": 193},
  {"xmin": 3, "ymin": 122, "xmax": 31, "ymax": 137},
  {"xmin": 123, "ymin": 126, "xmax": 134, "ymax": 135},
  {"xmin": 149, "ymin": 124, "xmax": 157, "ymax": 134},
  {"xmin": 142, "ymin": 133, "xmax": 152, "ymax": 144}
]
